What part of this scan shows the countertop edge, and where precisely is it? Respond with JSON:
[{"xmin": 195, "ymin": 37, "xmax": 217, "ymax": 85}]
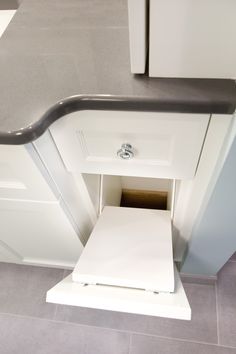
[{"xmin": 0, "ymin": 94, "xmax": 235, "ymax": 145}]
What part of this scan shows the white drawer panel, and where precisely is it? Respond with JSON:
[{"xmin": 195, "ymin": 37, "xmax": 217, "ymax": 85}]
[{"xmin": 50, "ymin": 111, "xmax": 210, "ymax": 179}]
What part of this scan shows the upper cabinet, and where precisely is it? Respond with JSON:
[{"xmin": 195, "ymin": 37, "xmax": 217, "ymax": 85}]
[
  {"xmin": 128, "ymin": 0, "xmax": 236, "ymax": 78},
  {"xmin": 127, "ymin": 0, "xmax": 148, "ymax": 74},
  {"xmin": 49, "ymin": 110, "xmax": 210, "ymax": 180}
]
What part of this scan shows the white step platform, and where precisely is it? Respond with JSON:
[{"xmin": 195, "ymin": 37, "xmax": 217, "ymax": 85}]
[
  {"xmin": 72, "ymin": 206, "xmax": 174, "ymax": 293},
  {"xmin": 47, "ymin": 206, "xmax": 191, "ymax": 320},
  {"xmin": 47, "ymin": 267, "xmax": 191, "ymax": 320}
]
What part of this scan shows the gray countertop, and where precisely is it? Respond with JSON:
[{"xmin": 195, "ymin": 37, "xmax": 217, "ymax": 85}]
[{"xmin": 0, "ymin": 0, "xmax": 235, "ymax": 144}]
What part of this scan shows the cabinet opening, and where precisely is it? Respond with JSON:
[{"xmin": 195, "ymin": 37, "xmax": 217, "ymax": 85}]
[
  {"xmin": 120, "ymin": 176, "xmax": 172, "ymax": 211},
  {"xmin": 82, "ymin": 174, "xmax": 173, "ymax": 214},
  {"xmin": 120, "ymin": 189, "xmax": 167, "ymax": 210}
]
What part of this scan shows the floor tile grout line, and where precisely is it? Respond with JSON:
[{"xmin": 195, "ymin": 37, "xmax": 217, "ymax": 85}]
[
  {"xmin": 122, "ymin": 332, "xmax": 236, "ymax": 350},
  {"xmin": 215, "ymin": 280, "xmax": 220, "ymax": 345},
  {"xmin": 1, "ymin": 310, "xmax": 236, "ymax": 350}
]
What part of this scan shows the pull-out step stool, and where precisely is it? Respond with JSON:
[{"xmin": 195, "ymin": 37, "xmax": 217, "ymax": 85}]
[
  {"xmin": 47, "ymin": 206, "xmax": 191, "ymax": 320},
  {"xmin": 47, "ymin": 109, "xmax": 211, "ymax": 320}
]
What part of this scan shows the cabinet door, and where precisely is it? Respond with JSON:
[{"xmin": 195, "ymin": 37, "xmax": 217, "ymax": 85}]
[
  {"xmin": 149, "ymin": 0, "xmax": 236, "ymax": 78},
  {"xmin": 50, "ymin": 110, "xmax": 210, "ymax": 179},
  {"xmin": 0, "ymin": 199, "xmax": 83, "ymax": 268},
  {"xmin": 128, "ymin": 0, "xmax": 147, "ymax": 73},
  {"xmin": 0, "ymin": 145, "xmax": 57, "ymax": 201}
]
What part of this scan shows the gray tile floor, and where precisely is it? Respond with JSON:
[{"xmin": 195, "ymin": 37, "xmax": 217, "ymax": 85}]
[{"xmin": 0, "ymin": 255, "xmax": 236, "ymax": 354}]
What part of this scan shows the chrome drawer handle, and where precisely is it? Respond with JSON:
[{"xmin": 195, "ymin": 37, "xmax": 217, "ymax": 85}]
[{"xmin": 117, "ymin": 143, "xmax": 134, "ymax": 160}]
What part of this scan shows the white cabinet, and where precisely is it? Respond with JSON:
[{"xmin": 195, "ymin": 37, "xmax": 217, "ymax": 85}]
[
  {"xmin": 128, "ymin": 0, "xmax": 236, "ymax": 78},
  {"xmin": 0, "ymin": 111, "xmax": 232, "ymax": 320},
  {"xmin": 50, "ymin": 110, "xmax": 210, "ymax": 179},
  {"xmin": 127, "ymin": 0, "xmax": 147, "ymax": 74},
  {"xmin": 0, "ymin": 199, "xmax": 83, "ymax": 268},
  {"xmin": 0, "ymin": 145, "xmax": 56, "ymax": 201},
  {"xmin": 0, "ymin": 144, "xmax": 84, "ymax": 268},
  {"xmin": 47, "ymin": 110, "xmax": 209, "ymax": 320},
  {"xmin": 148, "ymin": 0, "xmax": 236, "ymax": 78}
]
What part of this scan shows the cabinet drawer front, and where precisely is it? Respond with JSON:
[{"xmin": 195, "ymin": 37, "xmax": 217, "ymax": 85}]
[
  {"xmin": 0, "ymin": 145, "xmax": 56, "ymax": 201},
  {"xmin": 50, "ymin": 111, "xmax": 210, "ymax": 179}
]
